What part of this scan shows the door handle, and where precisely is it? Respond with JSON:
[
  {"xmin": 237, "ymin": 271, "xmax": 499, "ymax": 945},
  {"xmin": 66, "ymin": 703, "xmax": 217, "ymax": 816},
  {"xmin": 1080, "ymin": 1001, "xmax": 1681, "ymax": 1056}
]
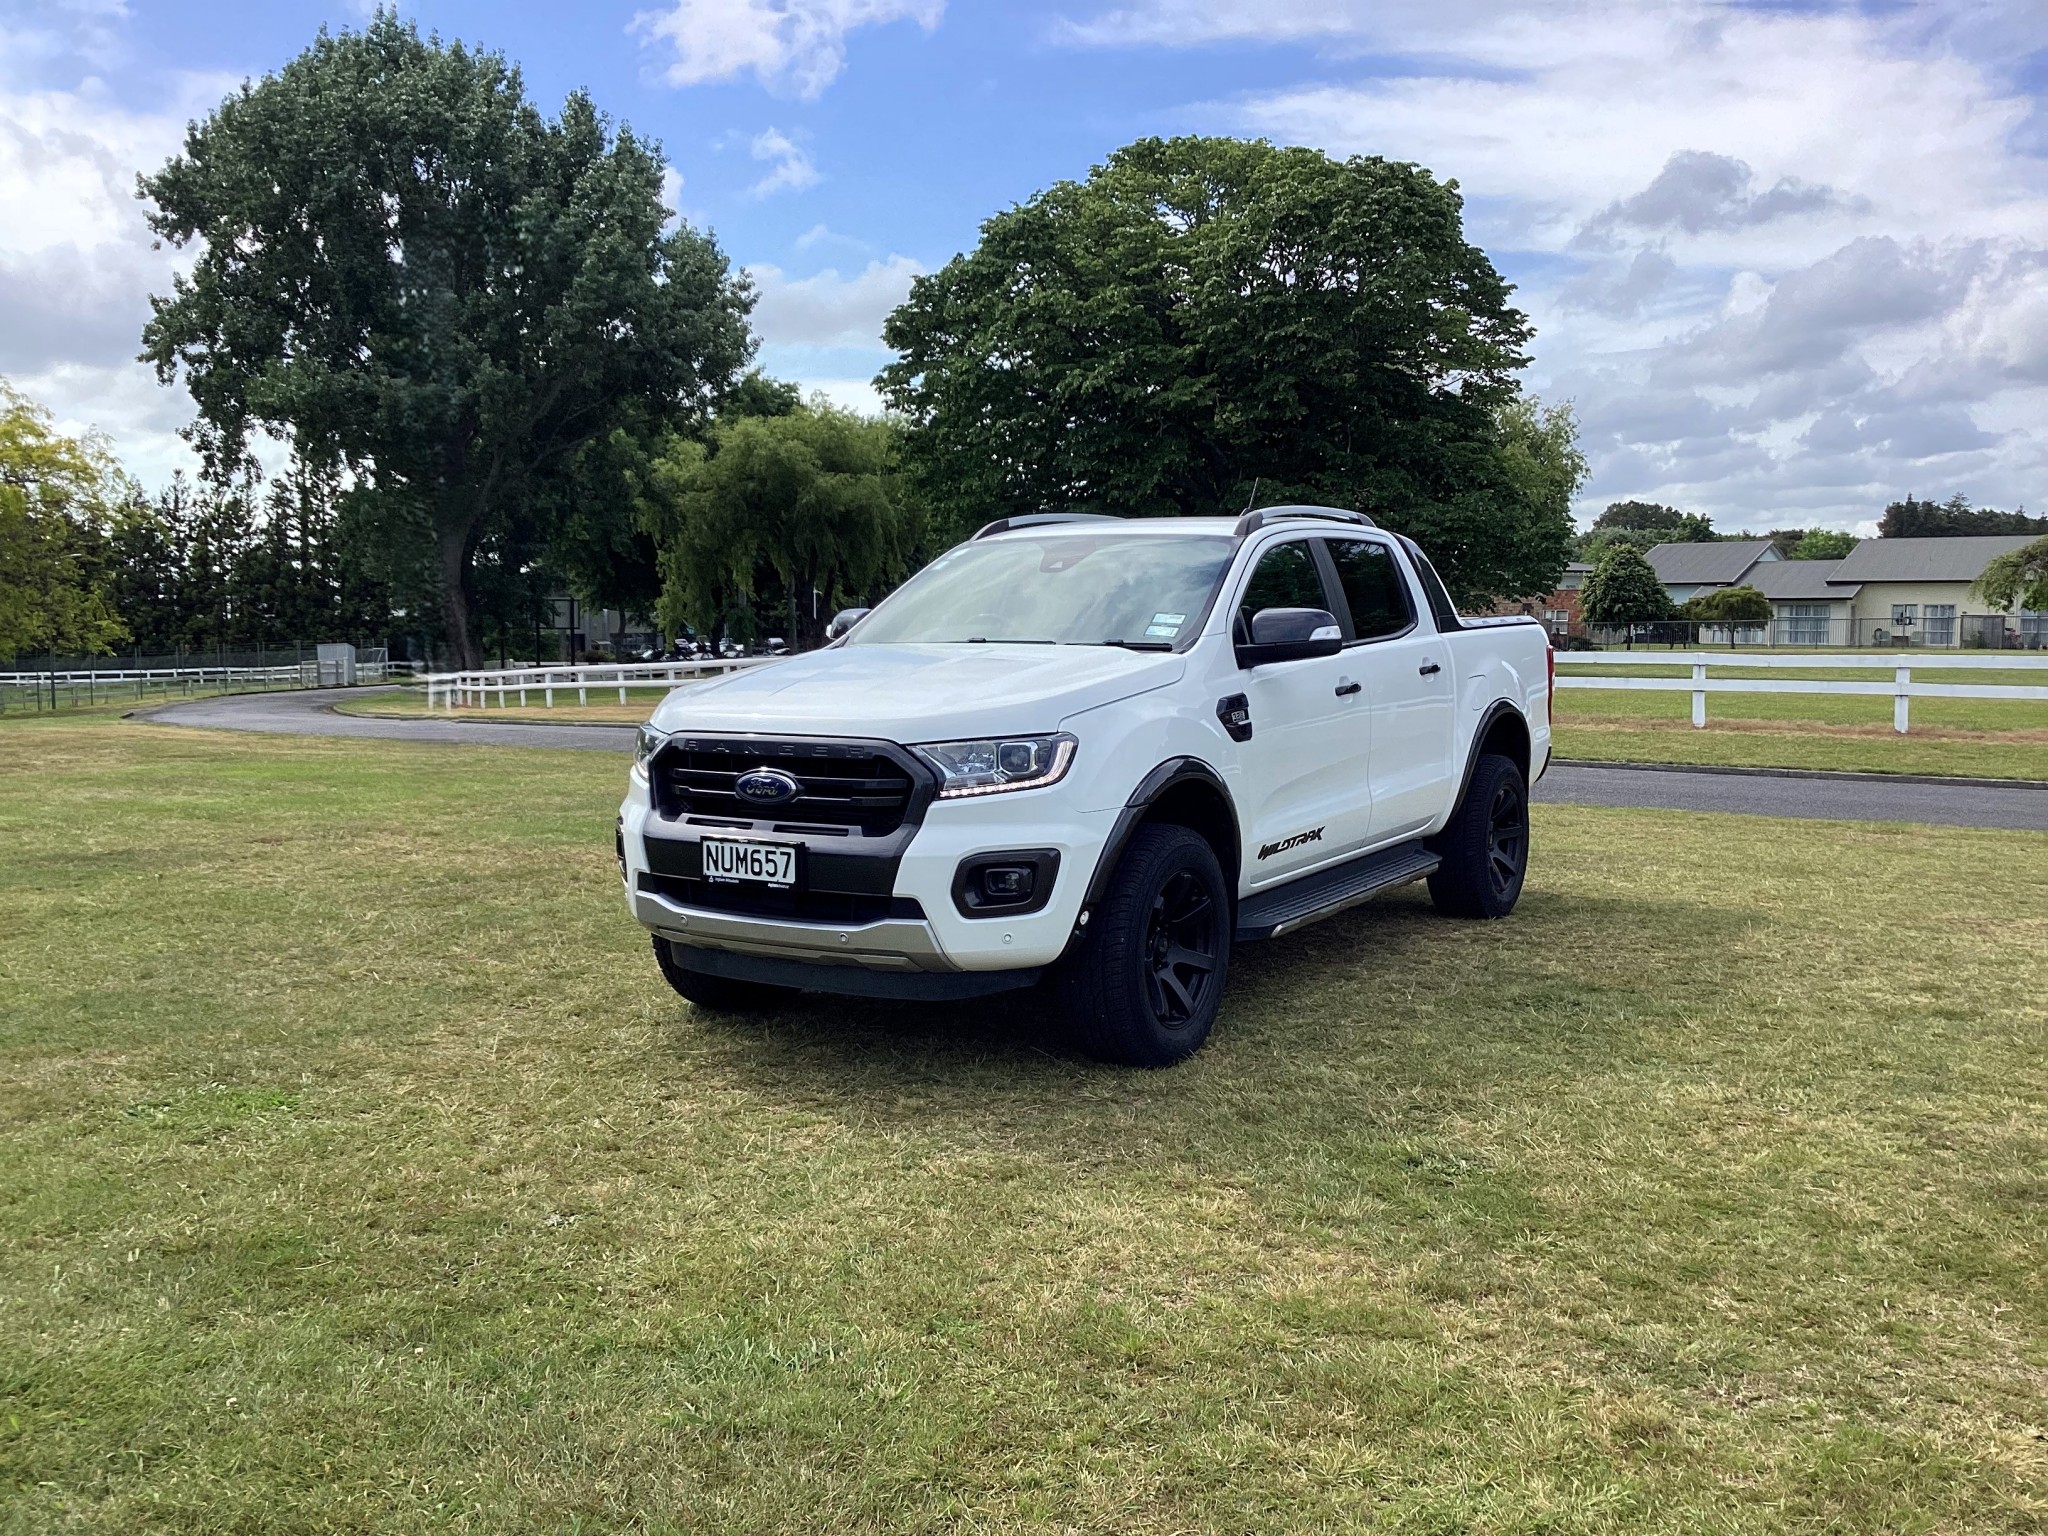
[
  {"xmin": 1334, "ymin": 680, "xmax": 1361, "ymax": 696},
  {"xmin": 1418, "ymin": 662, "xmax": 1441, "ymax": 676}
]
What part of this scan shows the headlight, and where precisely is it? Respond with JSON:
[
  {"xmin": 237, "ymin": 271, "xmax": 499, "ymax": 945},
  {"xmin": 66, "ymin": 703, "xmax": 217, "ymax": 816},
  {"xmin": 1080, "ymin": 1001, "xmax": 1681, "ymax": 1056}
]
[
  {"xmin": 634, "ymin": 724, "xmax": 667, "ymax": 775},
  {"xmin": 913, "ymin": 734, "xmax": 1076, "ymax": 798}
]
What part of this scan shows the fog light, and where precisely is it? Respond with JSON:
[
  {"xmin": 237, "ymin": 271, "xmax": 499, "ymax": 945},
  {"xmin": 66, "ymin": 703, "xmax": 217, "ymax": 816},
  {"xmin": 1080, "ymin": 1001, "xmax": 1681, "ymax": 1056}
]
[
  {"xmin": 952, "ymin": 849, "xmax": 1058, "ymax": 918},
  {"xmin": 982, "ymin": 864, "xmax": 1034, "ymax": 901}
]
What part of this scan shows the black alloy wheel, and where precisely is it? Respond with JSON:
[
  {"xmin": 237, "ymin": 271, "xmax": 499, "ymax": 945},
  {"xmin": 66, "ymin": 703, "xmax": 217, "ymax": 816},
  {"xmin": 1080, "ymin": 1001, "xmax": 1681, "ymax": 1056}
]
[
  {"xmin": 1144, "ymin": 868, "xmax": 1221, "ymax": 1026},
  {"xmin": 1427, "ymin": 752, "xmax": 1530, "ymax": 920},
  {"xmin": 1058, "ymin": 823, "xmax": 1232, "ymax": 1067},
  {"xmin": 1487, "ymin": 773, "xmax": 1528, "ymax": 900}
]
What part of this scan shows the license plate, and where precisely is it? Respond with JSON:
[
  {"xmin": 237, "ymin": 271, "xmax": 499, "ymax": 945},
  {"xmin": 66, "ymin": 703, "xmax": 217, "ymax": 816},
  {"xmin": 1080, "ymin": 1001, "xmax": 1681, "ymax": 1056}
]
[{"xmin": 701, "ymin": 837, "xmax": 797, "ymax": 887}]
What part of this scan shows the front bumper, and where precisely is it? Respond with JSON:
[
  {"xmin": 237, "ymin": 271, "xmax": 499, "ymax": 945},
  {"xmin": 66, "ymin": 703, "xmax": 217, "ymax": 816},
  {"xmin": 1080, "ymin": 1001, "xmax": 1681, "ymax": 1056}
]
[
  {"xmin": 621, "ymin": 773, "xmax": 1115, "ymax": 978},
  {"xmin": 631, "ymin": 883, "xmax": 953, "ymax": 971}
]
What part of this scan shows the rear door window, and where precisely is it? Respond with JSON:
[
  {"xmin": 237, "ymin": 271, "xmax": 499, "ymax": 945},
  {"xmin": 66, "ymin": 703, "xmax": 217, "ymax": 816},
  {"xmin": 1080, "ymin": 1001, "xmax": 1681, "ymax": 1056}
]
[{"xmin": 1323, "ymin": 539, "xmax": 1414, "ymax": 641}]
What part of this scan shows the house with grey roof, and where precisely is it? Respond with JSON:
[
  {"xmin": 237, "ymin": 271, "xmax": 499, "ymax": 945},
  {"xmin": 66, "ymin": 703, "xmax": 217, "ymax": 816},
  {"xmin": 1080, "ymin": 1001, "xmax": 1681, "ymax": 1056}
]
[
  {"xmin": 1826, "ymin": 535, "xmax": 2038, "ymax": 647},
  {"xmin": 1741, "ymin": 559, "xmax": 1862, "ymax": 646},
  {"xmin": 1644, "ymin": 538, "xmax": 1780, "ymax": 602},
  {"xmin": 1640, "ymin": 533, "xmax": 2041, "ymax": 647}
]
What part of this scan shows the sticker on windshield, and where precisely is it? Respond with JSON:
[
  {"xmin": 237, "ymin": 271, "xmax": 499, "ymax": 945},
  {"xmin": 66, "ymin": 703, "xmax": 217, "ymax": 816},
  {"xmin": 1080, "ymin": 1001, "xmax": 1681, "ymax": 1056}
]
[
  {"xmin": 1146, "ymin": 612, "xmax": 1186, "ymax": 638},
  {"xmin": 1152, "ymin": 613, "xmax": 1186, "ymax": 625}
]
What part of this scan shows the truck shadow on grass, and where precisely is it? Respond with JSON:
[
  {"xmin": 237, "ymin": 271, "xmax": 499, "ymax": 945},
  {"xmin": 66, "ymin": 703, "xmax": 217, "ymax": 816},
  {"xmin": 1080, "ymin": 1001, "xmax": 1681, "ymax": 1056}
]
[{"xmin": 670, "ymin": 881, "xmax": 1773, "ymax": 1151}]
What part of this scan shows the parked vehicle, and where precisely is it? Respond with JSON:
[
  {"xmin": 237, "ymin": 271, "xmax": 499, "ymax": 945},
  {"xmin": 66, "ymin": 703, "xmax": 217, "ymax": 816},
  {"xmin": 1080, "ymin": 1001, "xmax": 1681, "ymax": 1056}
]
[{"xmin": 619, "ymin": 507, "xmax": 1553, "ymax": 1066}]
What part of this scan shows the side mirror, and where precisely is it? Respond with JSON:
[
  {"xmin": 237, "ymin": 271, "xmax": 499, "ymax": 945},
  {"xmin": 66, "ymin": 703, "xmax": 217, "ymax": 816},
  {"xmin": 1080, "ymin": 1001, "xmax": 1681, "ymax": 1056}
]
[
  {"xmin": 825, "ymin": 607, "xmax": 871, "ymax": 641},
  {"xmin": 1236, "ymin": 606, "xmax": 1342, "ymax": 667}
]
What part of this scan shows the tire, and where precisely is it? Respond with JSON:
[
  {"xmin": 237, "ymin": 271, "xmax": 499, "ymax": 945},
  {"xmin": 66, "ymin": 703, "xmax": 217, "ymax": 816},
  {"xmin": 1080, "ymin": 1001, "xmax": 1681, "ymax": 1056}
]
[
  {"xmin": 1057, "ymin": 824, "xmax": 1231, "ymax": 1067},
  {"xmin": 1428, "ymin": 752, "xmax": 1529, "ymax": 920},
  {"xmin": 651, "ymin": 937, "xmax": 791, "ymax": 1013}
]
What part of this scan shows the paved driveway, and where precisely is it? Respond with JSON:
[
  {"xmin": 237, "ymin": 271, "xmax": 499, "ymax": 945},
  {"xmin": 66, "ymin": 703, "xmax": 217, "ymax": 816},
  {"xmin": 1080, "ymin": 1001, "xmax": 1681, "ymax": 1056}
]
[{"xmin": 141, "ymin": 687, "xmax": 2048, "ymax": 831}]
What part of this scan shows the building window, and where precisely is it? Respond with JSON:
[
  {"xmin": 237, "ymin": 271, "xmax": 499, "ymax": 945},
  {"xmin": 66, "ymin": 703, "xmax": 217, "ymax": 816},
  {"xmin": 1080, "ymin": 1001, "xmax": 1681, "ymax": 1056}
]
[
  {"xmin": 1891, "ymin": 603, "xmax": 1918, "ymax": 629},
  {"xmin": 1923, "ymin": 603, "xmax": 1957, "ymax": 646},
  {"xmin": 1782, "ymin": 602, "xmax": 1830, "ymax": 646},
  {"xmin": 2022, "ymin": 609, "xmax": 2047, "ymax": 650}
]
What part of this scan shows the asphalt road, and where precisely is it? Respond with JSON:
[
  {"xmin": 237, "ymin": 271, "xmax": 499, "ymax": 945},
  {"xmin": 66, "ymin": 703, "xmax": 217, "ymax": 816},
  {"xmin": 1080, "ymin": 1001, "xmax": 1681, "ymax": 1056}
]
[{"xmin": 141, "ymin": 687, "xmax": 2048, "ymax": 832}]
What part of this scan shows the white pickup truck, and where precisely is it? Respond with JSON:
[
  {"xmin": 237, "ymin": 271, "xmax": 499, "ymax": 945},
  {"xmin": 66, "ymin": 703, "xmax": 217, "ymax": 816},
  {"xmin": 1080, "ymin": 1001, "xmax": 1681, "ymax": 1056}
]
[{"xmin": 619, "ymin": 506, "xmax": 1553, "ymax": 1066}]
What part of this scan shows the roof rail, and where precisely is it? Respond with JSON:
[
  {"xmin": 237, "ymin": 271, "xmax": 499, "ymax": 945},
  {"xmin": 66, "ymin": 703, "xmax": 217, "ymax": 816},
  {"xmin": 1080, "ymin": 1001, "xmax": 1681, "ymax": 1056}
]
[
  {"xmin": 1233, "ymin": 505, "xmax": 1378, "ymax": 537},
  {"xmin": 971, "ymin": 512, "xmax": 1122, "ymax": 540}
]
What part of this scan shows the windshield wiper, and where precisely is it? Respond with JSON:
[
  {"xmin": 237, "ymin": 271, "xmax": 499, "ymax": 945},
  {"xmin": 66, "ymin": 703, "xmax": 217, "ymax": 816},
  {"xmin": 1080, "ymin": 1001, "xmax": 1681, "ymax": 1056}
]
[{"xmin": 1094, "ymin": 639, "xmax": 1175, "ymax": 651}]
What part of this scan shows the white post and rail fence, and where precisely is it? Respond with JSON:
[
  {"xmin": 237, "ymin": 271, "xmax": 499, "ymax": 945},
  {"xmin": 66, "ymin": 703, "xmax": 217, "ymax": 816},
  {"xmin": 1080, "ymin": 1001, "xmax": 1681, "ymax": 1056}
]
[
  {"xmin": 1554, "ymin": 651, "xmax": 2048, "ymax": 733},
  {"xmin": 422, "ymin": 657, "xmax": 775, "ymax": 710}
]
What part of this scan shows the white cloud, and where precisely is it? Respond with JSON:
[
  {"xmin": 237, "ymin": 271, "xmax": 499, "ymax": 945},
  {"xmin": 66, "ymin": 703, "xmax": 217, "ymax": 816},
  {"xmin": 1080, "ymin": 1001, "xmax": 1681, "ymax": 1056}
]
[
  {"xmin": 794, "ymin": 377, "xmax": 887, "ymax": 415},
  {"xmin": 794, "ymin": 221, "xmax": 870, "ymax": 254},
  {"xmin": 0, "ymin": 74, "xmax": 220, "ymax": 485},
  {"xmin": 659, "ymin": 164, "xmax": 685, "ymax": 229},
  {"xmin": 1065, "ymin": 0, "xmax": 2048, "ymax": 530},
  {"xmin": 633, "ymin": 0, "xmax": 944, "ymax": 99},
  {"xmin": 748, "ymin": 126, "xmax": 819, "ymax": 197},
  {"xmin": 746, "ymin": 254, "xmax": 921, "ymax": 348}
]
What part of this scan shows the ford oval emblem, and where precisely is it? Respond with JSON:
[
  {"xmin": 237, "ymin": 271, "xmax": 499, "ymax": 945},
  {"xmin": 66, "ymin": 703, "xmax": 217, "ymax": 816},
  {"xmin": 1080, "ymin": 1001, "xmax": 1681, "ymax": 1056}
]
[{"xmin": 734, "ymin": 768, "xmax": 800, "ymax": 806}]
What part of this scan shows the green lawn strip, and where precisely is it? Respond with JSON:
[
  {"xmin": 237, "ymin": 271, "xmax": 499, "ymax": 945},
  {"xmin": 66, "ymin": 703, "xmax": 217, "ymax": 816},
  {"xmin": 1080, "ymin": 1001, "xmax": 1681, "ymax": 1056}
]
[
  {"xmin": 0, "ymin": 683, "xmax": 262, "ymax": 724},
  {"xmin": 2, "ymin": 720, "xmax": 2043, "ymax": 1532},
  {"xmin": 334, "ymin": 685, "xmax": 679, "ymax": 721},
  {"xmin": 1554, "ymin": 688, "xmax": 2048, "ymax": 779},
  {"xmin": 1554, "ymin": 723, "xmax": 2048, "ymax": 780}
]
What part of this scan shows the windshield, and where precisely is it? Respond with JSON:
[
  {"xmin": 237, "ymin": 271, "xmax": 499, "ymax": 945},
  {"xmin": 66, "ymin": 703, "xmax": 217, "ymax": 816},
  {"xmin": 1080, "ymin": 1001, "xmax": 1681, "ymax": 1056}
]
[{"xmin": 848, "ymin": 533, "xmax": 1234, "ymax": 649}]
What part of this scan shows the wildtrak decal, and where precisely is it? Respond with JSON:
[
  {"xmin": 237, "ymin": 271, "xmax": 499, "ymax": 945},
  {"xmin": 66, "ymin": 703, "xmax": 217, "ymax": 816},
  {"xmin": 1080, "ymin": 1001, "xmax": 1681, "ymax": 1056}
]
[{"xmin": 1257, "ymin": 826, "xmax": 1324, "ymax": 860}]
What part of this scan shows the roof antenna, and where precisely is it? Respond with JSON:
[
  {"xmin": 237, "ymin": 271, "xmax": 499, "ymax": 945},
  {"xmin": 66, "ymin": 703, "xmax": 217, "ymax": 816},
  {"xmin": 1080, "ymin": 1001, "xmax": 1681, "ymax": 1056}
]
[{"xmin": 1242, "ymin": 477, "xmax": 1261, "ymax": 514}]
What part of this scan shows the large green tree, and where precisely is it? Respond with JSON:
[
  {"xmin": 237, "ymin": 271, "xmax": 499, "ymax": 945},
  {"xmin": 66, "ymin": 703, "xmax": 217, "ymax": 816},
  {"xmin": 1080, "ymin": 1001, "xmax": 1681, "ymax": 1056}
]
[
  {"xmin": 1973, "ymin": 535, "xmax": 2048, "ymax": 615},
  {"xmin": 1579, "ymin": 544, "xmax": 1673, "ymax": 628},
  {"xmin": 1681, "ymin": 584, "xmax": 1772, "ymax": 626},
  {"xmin": 0, "ymin": 381, "xmax": 130, "ymax": 659},
  {"xmin": 1594, "ymin": 500, "xmax": 1715, "ymax": 542},
  {"xmin": 1788, "ymin": 528, "xmax": 1856, "ymax": 561},
  {"xmin": 877, "ymin": 135, "xmax": 1574, "ymax": 603},
  {"xmin": 1878, "ymin": 494, "xmax": 2048, "ymax": 538},
  {"xmin": 642, "ymin": 403, "xmax": 921, "ymax": 651},
  {"xmin": 139, "ymin": 13, "xmax": 755, "ymax": 666}
]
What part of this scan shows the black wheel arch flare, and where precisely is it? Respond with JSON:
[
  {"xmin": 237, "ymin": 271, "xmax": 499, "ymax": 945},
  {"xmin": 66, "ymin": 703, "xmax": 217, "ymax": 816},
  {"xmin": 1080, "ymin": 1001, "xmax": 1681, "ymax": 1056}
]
[
  {"xmin": 1081, "ymin": 757, "xmax": 1241, "ymax": 915},
  {"xmin": 1443, "ymin": 700, "xmax": 1533, "ymax": 833}
]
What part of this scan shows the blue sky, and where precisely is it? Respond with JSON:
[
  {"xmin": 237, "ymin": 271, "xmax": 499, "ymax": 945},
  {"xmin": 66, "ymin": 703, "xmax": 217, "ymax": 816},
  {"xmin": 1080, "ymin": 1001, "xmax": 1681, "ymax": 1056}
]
[{"xmin": 4, "ymin": 0, "xmax": 2047, "ymax": 532}]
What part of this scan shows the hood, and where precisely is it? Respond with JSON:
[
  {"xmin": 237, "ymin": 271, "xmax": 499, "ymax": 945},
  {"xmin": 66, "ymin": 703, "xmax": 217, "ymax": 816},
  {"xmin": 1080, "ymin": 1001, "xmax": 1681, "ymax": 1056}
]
[{"xmin": 649, "ymin": 643, "xmax": 1184, "ymax": 742}]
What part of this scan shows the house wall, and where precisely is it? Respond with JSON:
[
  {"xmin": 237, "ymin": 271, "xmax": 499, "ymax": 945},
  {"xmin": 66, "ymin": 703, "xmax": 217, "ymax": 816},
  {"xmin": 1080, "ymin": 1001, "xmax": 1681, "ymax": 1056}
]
[
  {"xmin": 1845, "ymin": 580, "xmax": 2001, "ymax": 625},
  {"xmin": 1489, "ymin": 585, "xmax": 1582, "ymax": 633},
  {"xmin": 1769, "ymin": 598, "xmax": 1853, "ymax": 623}
]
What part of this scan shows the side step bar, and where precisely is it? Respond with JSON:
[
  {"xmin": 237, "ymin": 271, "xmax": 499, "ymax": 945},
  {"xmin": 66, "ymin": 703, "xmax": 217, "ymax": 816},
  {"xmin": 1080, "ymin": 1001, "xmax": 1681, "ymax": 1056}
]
[{"xmin": 1234, "ymin": 839, "xmax": 1440, "ymax": 942}]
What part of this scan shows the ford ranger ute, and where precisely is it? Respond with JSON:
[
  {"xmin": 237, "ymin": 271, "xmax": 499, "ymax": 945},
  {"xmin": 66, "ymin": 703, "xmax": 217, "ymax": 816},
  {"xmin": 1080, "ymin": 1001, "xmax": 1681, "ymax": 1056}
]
[{"xmin": 619, "ymin": 506, "xmax": 1553, "ymax": 1067}]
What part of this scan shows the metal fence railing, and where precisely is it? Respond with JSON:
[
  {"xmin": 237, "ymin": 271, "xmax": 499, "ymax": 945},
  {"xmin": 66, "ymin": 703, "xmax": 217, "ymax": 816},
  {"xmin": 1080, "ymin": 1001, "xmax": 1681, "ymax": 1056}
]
[
  {"xmin": 422, "ymin": 658, "xmax": 778, "ymax": 710},
  {"xmin": 0, "ymin": 647, "xmax": 417, "ymax": 715},
  {"xmin": 1554, "ymin": 649, "xmax": 2048, "ymax": 733},
  {"xmin": 0, "ymin": 662, "xmax": 320, "ymax": 714}
]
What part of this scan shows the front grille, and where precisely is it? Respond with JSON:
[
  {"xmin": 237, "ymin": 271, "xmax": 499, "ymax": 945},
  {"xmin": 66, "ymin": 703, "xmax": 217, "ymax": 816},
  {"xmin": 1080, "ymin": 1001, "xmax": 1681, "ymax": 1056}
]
[
  {"xmin": 655, "ymin": 737, "xmax": 921, "ymax": 836},
  {"xmin": 640, "ymin": 873, "xmax": 924, "ymax": 926}
]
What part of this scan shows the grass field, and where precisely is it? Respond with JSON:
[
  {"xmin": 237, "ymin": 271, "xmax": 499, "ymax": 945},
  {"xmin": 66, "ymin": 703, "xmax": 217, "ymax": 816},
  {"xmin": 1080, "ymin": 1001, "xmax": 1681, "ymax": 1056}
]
[
  {"xmin": 343, "ymin": 677, "xmax": 2048, "ymax": 780},
  {"xmin": 3, "ymin": 719, "xmax": 2043, "ymax": 1533},
  {"xmin": 1555, "ymin": 686, "xmax": 2048, "ymax": 780}
]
